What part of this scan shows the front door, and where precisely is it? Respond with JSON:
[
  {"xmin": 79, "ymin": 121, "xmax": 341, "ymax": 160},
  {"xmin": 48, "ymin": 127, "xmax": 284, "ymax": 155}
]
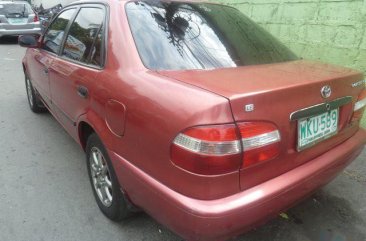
[
  {"xmin": 29, "ymin": 8, "xmax": 78, "ymax": 105},
  {"xmin": 26, "ymin": 48, "xmax": 53, "ymax": 105}
]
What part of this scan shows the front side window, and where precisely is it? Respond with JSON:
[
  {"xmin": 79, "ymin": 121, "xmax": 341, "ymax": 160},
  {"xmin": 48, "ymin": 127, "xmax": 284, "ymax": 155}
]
[
  {"xmin": 62, "ymin": 7, "xmax": 105, "ymax": 66},
  {"xmin": 42, "ymin": 9, "xmax": 76, "ymax": 55},
  {"xmin": 126, "ymin": 1, "xmax": 298, "ymax": 70}
]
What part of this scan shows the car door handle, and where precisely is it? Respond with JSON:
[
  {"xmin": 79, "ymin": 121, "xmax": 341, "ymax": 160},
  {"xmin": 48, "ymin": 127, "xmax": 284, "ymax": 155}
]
[{"xmin": 77, "ymin": 85, "xmax": 88, "ymax": 99}]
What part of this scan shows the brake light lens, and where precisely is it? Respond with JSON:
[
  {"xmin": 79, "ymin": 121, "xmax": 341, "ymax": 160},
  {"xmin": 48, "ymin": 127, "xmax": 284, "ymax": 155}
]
[
  {"xmin": 171, "ymin": 124, "xmax": 242, "ymax": 175},
  {"xmin": 34, "ymin": 15, "xmax": 39, "ymax": 22},
  {"xmin": 352, "ymin": 89, "xmax": 366, "ymax": 123},
  {"xmin": 238, "ymin": 122, "xmax": 281, "ymax": 168},
  {"xmin": 171, "ymin": 122, "xmax": 281, "ymax": 175}
]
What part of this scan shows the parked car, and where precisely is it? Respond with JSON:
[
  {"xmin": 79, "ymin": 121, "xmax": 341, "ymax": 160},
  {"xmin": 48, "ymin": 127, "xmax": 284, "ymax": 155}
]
[
  {"xmin": 0, "ymin": 1, "xmax": 41, "ymax": 38},
  {"xmin": 19, "ymin": 0, "xmax": 366, "ymax": 240}
]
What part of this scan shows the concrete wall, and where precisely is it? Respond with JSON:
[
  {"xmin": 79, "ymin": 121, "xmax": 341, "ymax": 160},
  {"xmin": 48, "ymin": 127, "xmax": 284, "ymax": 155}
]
[
  {"xmin": 220, "ymin": 0, "xmax": 366, "ymax": 74},
  {"xmin": 221, "ymin": 0, "xmax": 366, "ymax": 127}
]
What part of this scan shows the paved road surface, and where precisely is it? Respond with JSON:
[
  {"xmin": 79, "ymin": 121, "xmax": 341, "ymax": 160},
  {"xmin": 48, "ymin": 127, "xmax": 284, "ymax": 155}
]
[{"xmin": 0, "ymin": 37, "xmax": 365, "ymax": 241}]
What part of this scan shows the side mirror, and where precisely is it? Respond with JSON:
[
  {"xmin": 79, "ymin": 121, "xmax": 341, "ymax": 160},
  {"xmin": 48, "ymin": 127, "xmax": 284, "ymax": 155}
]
[{"xmin": 18, "ymin": 35, "xmax": 40, "ymax": 48}]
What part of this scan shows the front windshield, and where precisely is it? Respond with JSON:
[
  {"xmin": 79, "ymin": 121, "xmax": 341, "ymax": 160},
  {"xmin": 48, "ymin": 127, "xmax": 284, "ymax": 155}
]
[
  {"xmin": 126, "ymin": 1, "xmax": 298, "ymax": 70},
  {"xmin": 0, "ymin": 3, "xmax": 33, "ymax": 16}
]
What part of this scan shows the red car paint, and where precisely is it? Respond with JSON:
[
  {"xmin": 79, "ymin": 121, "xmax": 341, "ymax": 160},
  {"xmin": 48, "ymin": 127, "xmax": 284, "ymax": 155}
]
[{"xmin": 21, "ymin": 0, "xmax": 366, "ymax": 240}]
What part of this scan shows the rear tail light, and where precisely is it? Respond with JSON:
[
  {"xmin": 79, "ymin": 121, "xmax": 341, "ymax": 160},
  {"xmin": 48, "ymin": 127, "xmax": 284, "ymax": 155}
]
[
  {"xmin": 238, "ymin": 122, "xmax": 281, "ymax": 168},
  {"xmin": 171, "ymin": 122, "xmax": 281, "ymax": 175},
  {"xmin": 34, "ymin": 15, "xmax": 39, "ymax": 22},
  {"xmin": 351, "ymin": 88, "xmax": 366, "ymax": 123},
  {"xmin": 171, "ymin": 124, "xmax": 242, "ymax": 175}
]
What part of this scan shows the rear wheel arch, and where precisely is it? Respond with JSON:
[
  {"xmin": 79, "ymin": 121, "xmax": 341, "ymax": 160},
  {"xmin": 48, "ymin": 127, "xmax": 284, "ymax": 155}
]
[
  {"xmin": 77, "ymin": 111, "xmax": 111, "ymax": 151},
  {"xmin": 78, "ymin": 121, "xmax": 96, "ymax": 151}
]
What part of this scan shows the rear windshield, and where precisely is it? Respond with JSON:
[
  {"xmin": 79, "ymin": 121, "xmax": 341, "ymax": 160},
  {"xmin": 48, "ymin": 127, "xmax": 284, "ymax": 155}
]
[
  {"xmin": 126, "ymin": 1, "xmax": 298, "ymax": 70},
  {"xmin": 0, "ymin": 3, "xmax": 33, "ymax": 15}
]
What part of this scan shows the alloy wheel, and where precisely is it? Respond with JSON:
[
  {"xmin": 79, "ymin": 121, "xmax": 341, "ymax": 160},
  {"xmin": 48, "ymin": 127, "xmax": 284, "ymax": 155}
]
[{"xmin": 89, "ymin": 147, "xmax": 113, "ymax": 207}]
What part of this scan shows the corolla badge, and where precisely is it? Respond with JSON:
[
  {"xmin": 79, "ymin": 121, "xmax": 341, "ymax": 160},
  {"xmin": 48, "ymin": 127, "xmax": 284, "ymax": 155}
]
[
  {"xmin": 321, "ymin": 85, "xmax": 332, "ymax": 99},
  {"xmin": 352, "ymin": 80, "xmax": 365, "ymax": 88}
]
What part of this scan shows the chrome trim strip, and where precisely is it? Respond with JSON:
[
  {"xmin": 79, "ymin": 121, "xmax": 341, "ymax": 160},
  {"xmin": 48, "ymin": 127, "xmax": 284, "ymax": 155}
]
[
  {"xmin": 290, "ymin": 96, "xmax": 352, "ymax": 121},
  {"xmin": 354, "ymin": 98, "xmax": 366, "ymax": 112},
  {"xmin": 352, "ymin": 79, "xmax": 365, "ymax": 88},
  {"xmin": 241, "ymin": 130, "xmax": 281, "ymax": 151},
  {"xmin": 173, "ymin": 134, "xmax": 242, "ymax": 156}
]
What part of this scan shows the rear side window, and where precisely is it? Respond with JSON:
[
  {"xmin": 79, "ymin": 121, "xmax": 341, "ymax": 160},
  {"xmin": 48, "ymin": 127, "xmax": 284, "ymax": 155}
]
[
  {"xmin": 126, "ymin": 1, "xmax": 298, "ymax": 70},
  {"xmin": 62, "ymin": 7, "xmax": 105, "ymax": 66},
  {"xmin": 0, "ymin": 3, "xmax": 33, "ymax": 15},
  {"xmin": 42, "ymin": 9, "xmax": 76, "ymax": 55}
]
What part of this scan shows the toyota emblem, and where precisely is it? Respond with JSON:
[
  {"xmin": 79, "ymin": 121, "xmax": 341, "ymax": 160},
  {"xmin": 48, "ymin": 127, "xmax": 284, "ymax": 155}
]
[{"xmin": 321, "ymin": 85, "xmax": 332, "ymax": 99}]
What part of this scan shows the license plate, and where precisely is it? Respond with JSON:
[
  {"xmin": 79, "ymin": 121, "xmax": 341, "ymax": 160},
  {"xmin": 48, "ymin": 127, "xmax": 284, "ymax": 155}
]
[
  {"xmin": 8, "ymin": 18, "xmax": 28, "ymax": 24},
  {"xmin": 297, "ymin": 109, "xmax": 339, "ymax": 151}
]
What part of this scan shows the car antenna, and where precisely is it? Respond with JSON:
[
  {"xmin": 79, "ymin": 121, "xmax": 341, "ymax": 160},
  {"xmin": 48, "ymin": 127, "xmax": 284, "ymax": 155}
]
[{"xmin": 22, "ymin": 3, "xmax": 26, "ymax": 17}]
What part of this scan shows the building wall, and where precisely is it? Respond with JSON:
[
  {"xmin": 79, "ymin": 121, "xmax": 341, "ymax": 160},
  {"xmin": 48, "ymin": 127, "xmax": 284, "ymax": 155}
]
[
  {"xmin": 221, "ymin": 0, "xmax": 366, "ymax": 127},
  {"xmin": 220, "ymin": 0, "xmax": 366, "ymax": 74}
]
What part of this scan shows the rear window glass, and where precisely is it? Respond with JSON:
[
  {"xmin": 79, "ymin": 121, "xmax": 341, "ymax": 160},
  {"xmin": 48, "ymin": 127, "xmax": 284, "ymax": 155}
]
[
  {"xmin": 126, "ymin": 1, "xmax": 298, "ymax": 70},
  {"xmin": 0, "ymin": 3, "xmax": 33, "ymax": 15}
]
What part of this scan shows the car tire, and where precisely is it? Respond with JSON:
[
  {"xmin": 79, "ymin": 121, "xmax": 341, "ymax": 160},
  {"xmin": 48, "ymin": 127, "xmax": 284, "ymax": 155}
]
[
  {"xmin": 25, "ymin": 75, "xmax": 47, "ymax": 113},
  {"xmin": 86, "ymin": 133, "xmax": 131, "ymax": 221}
]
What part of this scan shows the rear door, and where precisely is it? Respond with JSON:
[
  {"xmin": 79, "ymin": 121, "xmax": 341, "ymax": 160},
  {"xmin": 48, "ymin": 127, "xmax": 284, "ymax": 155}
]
[
  {"xmin": 48, "ymin": 5, "xmax": 106, "ymax": 139},
  {"xmin": 27, "ymin": 8, "xmax": 77, "ymax": 105}
]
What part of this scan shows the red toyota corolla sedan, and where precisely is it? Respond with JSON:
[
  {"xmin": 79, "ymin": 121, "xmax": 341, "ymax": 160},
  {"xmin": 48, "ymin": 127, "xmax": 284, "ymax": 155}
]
[{"xmin": 19, "ymin": 0, "xmax": 366, "ymax": 240}]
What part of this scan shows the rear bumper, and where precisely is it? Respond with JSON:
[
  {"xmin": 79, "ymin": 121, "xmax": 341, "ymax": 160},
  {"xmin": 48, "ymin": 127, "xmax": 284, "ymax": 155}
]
[
  {"xmin": 0, "ymin": 27, "xmax": 41, "ymax": 37},
  {"xmin": 109, "ymin": 128, "xmax": 366, "ymax": 241}
]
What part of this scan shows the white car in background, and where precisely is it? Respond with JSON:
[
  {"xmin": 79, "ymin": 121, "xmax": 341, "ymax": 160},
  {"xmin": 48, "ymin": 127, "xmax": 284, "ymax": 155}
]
[{"xmin": 0, "ymin": 1, "xmax": 41, "ymax": 38}]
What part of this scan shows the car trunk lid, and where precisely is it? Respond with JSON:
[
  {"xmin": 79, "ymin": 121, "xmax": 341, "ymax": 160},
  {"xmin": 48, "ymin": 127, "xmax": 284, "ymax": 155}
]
[{"xmin": 158, "ymin": 60, "xmax": 364, "ymax": 190}]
